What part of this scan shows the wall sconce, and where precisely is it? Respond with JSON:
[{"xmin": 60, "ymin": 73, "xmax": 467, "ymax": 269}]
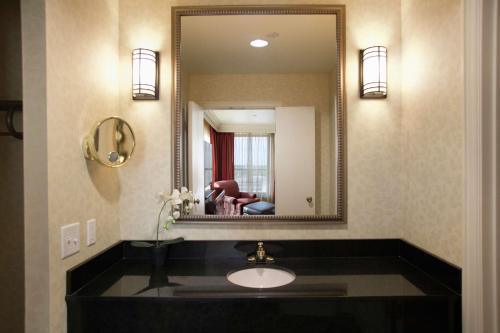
[
  {"xmin": 360, "ymin": 46, "xmax": 387, "ymax": 98},
  {"xmin": 132, "ymin": 48, "xmax": 159, "ymax": 100}
]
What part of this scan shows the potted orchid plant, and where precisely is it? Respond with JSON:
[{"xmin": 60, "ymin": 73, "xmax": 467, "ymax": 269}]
[{"xmin": 132, "ymin": 187, "xmax": 199, "ymax": 267}]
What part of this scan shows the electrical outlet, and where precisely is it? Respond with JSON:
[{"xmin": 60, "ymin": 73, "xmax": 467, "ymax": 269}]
[
  {"xmin": 61, "ymin": 223, "xmax": 80, "ymax": 259},
  {"xmin": 86, "ymin": 219, "xmax": 96, "ymax": 246}
]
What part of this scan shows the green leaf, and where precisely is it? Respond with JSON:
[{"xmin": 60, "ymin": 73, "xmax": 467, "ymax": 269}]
[{"xmin": 158, "ymin": 237, "xmax": 184, "ymax": 246}]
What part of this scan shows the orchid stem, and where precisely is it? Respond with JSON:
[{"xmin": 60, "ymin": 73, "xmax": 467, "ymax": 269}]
[{"xmin": 156, "ymin": 199, "xmax": 169, "ymax": 248}]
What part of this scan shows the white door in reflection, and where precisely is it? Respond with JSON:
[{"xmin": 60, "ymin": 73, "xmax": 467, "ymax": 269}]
[
  {"xmin": 188, "ymin": 101, "xmax": 206, "ymax": 215},
  {"xmin": 275, "ymin": 106, "xmax": 316, "ymax": 215}
]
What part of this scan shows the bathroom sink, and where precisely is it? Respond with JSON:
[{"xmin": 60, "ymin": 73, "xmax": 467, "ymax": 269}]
[{"xmin": 227, "ymin": 267, "xmax": 296, "ymax": 289}]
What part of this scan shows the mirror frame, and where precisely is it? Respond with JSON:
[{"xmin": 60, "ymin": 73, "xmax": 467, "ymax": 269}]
[{"xmin": 171, "ymin": 5, "xmax": 347, "ymax": 224}]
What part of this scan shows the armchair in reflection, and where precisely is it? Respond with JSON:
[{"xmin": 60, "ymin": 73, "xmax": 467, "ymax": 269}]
[{"xmin": 212, "ymin": 180, "xmax": 261, "ymax": 215}]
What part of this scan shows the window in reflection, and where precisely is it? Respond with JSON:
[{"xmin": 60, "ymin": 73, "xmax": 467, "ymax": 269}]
[
  {"xmin": 203, "ymin": 141, "xmax": 212, "ymax": 188},
  {"xmin": 234, "ymin": 134, "xmax": 274, "ymax": 202}
]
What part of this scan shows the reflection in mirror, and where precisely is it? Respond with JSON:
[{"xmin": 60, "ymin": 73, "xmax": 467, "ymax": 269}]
[{"xmin": 174, "ymin": 7, "xmax": 346, "ymax": 221}]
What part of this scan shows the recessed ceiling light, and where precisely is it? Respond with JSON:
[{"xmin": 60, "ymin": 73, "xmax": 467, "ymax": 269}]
[{"xmin": 250, "ymin": 39, "xmax": 269, "ymax": 48}]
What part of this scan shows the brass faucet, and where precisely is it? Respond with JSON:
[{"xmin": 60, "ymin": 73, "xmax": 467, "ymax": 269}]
[{"xmin": 247, "ymin": 242, "xmax": 274, "ymax": 263}]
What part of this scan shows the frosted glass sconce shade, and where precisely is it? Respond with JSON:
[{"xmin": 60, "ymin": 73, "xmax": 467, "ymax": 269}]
[
  {"xmin": 132, "ymin": 48, "xmax": 159, "ymax": 100},
  {"xmin": 360, "ymin": 46, "xmax": 387, "ymax": 98}
]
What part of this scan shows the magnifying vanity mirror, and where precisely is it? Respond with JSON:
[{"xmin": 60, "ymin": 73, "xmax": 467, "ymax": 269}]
[
  {"xmin": 172, "ymin": 6, "xmax": 346, "ymax": 223},
  {"xmin": 82, "ymin": 116, "xmax": 136, "ymax": 168}
]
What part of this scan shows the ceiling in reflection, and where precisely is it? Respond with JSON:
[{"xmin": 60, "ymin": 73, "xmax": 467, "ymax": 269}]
[
  {"xmin": 182, "ymin": 15, "xmax": 337, "ymax": 74},
  {"xmin": 205, "ymin": 109, "xmax": 275, "ymax": 127}
]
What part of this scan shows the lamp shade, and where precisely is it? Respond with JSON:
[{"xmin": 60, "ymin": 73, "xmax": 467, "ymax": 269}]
[
  {"xmin": 360, "ymin": 46, "xmax": 387, "ymax": 98},
  {"xmin": 132, "ymin": 48, "xmax": 159, "ymax": 100}
]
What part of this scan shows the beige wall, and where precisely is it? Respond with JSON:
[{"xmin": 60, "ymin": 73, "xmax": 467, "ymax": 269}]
[
  {"xmin": 118, "ymin": 0, "xmax": 403, "ymax": 241},
  {"xmin": 188, "ymin": 73, "xmax": 332, "ymax": 214},
  {"xmin": 22, "ymin": 0, "xmax": 50, "ymax": 331},
  {"xmin": 401, "ymin": 0, "xmax": 464, "ymax": 266},
  {"xmin": 23, "ymin": 0, "xmax": 122, "ymax": 332},
  {"xmin": 0, "ymin": 0, "xmax": 24, "ymax": 332},
  {"xmin": 21, "ymin": 1, "xmax": 465, "ymax": 331},
  {"xmin": 46, "ymin": 1, "xmax": 122, "ymax": 331},
  {"xmin": 118, "ymin": 0, "xmax": 462, "ymax": 266}
]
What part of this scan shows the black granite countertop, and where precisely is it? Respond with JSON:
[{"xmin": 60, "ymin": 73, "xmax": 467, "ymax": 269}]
[
  {"xmin": 66, "ymin": 240, "xmax": 461, "ymax": 333},
  {"xmin": 70, "ymin": 256, "xmax": 456, "ymax": 299}
]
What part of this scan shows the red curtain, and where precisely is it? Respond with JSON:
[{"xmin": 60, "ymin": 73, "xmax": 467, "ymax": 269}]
[{"xmin": 210, "ymin": 127, "xmax": 234, "ymax": 183}]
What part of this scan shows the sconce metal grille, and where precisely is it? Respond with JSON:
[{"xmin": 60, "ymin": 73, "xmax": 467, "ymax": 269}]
[
  {"xmin": 132, "ymin": 48, "xmax": 159, "ymax": 100},
  {"xmin": 360, "ymin": 46, "xmax": 387, "ymax": 98}
]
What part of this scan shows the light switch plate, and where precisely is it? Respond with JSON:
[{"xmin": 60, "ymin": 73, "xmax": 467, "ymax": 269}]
[
  {"xmin": 86, "ymin": 219, "xmax": 96, "ymax": 246},
  {"xmin": 61, "ymin": 223, "xmax": 80, "ymax": 259}
]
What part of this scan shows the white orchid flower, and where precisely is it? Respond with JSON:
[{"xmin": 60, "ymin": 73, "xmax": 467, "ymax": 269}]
[
  {"xmin": 169, "ymin": 189, "xmax": 182, "ymax": 205},
  {"xmin": 155, "ymin": 187, "xmax": 199, "ymax": 245},
  {"xmin": 180, "ymin": 187, "xmax": 192, "ymax": 201}
]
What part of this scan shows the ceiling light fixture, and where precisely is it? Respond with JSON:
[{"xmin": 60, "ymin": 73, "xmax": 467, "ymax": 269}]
[{"xmin": 250, "ymin": 39, "xmax": 269, "ymax": 48}]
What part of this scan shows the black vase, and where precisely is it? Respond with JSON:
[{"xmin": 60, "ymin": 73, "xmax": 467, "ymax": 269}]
[{"xmin": 151, "ymin": 246, "xmax": 168, "ymax": 267}]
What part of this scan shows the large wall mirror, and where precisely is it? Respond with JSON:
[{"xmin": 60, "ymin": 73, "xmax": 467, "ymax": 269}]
[{"xmin": 172, "ymin": 6, "xmax": 346, "ymax": 223}]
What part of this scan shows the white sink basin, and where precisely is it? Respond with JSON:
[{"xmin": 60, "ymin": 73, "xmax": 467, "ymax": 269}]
[{"xmin": 227, "ymin": 267, "xmax": 296, "ymax": 289}]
